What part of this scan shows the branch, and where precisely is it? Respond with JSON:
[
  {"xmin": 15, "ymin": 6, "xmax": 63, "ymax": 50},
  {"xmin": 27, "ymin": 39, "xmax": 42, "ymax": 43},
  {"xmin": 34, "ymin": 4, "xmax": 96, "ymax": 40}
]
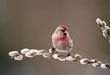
[
  {"xmin": 8, "ymin": 48, "xmax": 110, "ymax": 71},
  {"xmin": 8, "ymin": 18, "xmax": 110, "ymax": 71},
  {"xmin": 96, "ymin": 18, "xmax": 110, "ymax": 43}
]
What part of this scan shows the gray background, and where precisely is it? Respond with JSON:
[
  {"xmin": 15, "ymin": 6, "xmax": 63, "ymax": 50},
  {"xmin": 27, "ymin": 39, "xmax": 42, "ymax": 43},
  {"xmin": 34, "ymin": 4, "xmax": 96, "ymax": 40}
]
[{"xmin": 0, "ymin": 0, "xmax": 110, "ymax": 75}]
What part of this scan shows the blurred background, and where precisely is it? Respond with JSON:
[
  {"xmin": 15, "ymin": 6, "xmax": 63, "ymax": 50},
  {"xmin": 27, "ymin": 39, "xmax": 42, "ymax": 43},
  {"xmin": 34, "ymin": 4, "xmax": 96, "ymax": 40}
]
[{"xmin": 0, "ymin": 0, "xmax": 110, "ymax": 75}]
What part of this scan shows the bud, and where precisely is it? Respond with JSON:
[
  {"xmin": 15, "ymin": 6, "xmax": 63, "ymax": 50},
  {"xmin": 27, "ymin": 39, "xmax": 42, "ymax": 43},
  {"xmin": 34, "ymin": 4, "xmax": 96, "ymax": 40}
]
[
  {"xmin": 30, "ymin": 49, "xmax": 38, "ymax": 56},
  {"xmin": 90, "ymin": 59, "xmax": 97, "ymax": 63},
  {"xmin": 25, "ymin": 52, "xmax": 34, "ymax": 58},
  {"xmin": 20, "ymin": 48, "xmax": 30, "ymax": 54},
  {"xmin": 101, "ymin": 63, "xmax": 110, "ymax": 70},
  {"xmin": 102, "ymin": 26, "xmax": 110, "ymax": 39},
  {"xmin": 74, "ymin": 54, "xmax": 82, "ymax": 60},
  {"xmin": 80, "ymin": 58, "xmax": 90, "ymax": 64},
  {"xmin": 37, "ymin": 50, "xmax": 46, "ymax": 55},
  {"xmin": 43, "ymin": 53, "xmax": 51, "ymax": 58},
  {"xmin": 96, "ymin": 18, "xmax": 105, "ymax": 30},
  {"xmin": 92, "ymin": 61, "xmax": 102, "ymax": 67},
  {"xmin": 14, "ymin": 55, "xmax": 24, "ymax": 60},
  {"xmin": 66, "ymin": 56, "xmax": 75, "ymax": 61},
  {"xmin": 53, "ymin": 54, "xmax": 59, "ymax": 59},
  {"xmin": 58, "ymin": 57, "xmax": 66, "ymax": 61},
  {"xmin": 8, "ymin": 51, "xmax": 19, "ymax": 57}
]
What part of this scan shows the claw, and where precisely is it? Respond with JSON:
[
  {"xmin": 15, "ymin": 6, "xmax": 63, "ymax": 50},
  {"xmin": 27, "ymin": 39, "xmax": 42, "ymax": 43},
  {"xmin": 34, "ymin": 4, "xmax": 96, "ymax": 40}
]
[{"xmin": 67, "ymin": 53, "xmax": 71, "ymax": 56}]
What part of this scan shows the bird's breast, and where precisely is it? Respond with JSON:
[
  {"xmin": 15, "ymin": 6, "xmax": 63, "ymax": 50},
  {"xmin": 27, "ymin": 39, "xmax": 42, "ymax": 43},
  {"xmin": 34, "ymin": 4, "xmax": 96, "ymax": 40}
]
[{"xmin": 53, "ymin": 36, "xmax": 70, "ymax": 49}]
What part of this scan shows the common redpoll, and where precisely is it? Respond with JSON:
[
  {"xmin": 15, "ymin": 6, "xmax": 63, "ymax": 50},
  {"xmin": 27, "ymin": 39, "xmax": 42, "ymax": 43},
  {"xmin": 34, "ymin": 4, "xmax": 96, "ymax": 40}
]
[{"xmin": 52, "ymin": 25, "xmax": 73, "ymax": 54}]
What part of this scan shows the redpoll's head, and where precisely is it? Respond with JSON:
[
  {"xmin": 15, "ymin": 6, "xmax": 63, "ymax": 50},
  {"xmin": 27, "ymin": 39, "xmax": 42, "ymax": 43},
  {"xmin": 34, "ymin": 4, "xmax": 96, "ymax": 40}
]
[
  {"xmin": 57, "ymin": 25, "xmax": 68, "ymax": 30},
  {"xmin": 55, "ymin": 25, "xmax": 69, "ymax": 36}
]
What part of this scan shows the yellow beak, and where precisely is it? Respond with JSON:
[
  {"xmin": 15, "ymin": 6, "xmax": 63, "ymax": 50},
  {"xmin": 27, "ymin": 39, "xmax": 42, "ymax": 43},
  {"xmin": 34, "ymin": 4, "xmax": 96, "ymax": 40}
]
[{"xmin": 64, "ymin": 31, "xmax": 68, "ymax": 34}]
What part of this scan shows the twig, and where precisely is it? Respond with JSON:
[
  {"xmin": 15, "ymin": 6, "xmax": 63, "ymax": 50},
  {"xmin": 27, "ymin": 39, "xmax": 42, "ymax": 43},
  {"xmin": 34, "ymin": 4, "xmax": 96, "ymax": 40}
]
[
  {"xmin": 96, "ymin": 18, "xmax": 110, "ymax": 43},
  {"xmin": 8, "ymin": 18, "xmax": 110, "ymax": 71},
  {"xmin": 8, "ymin": 48, "xmax": 110, "ymax": 71}
]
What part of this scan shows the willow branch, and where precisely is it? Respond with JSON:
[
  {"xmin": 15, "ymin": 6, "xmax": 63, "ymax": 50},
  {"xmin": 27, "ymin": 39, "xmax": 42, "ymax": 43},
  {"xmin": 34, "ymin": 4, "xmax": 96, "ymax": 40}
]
[
  {"xmin": 8, "ymin": 18, "xmax": 110, "ymax": 71},
  {"xmin": 96, "ymin": 18, "xmax": 110, "ymax": 43},
  {"xmin": 8, "ymin": 48, "xmax": 110, "ymax": 71}
]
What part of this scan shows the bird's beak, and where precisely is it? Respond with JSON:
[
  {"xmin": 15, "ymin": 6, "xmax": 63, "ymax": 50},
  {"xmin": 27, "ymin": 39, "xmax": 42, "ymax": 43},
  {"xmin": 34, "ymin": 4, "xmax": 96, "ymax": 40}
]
[
  {"xmin": 63, "ymin": 30, "xmax": 68, "ymax": 36},
  {"xmin": 64, "ymin": 30, "xmax": 68, "ymax": 34}
]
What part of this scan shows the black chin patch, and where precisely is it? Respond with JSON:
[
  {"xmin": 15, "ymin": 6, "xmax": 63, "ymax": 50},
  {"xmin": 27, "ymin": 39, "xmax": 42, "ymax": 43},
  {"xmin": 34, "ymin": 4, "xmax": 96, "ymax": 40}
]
[
  {"xmin": 60, "ymin": 29, "xmax": 67, "ymax": 36},
  {"xmin": 64, "ymin": 33, "xmax": 67, "ymax": 36}
]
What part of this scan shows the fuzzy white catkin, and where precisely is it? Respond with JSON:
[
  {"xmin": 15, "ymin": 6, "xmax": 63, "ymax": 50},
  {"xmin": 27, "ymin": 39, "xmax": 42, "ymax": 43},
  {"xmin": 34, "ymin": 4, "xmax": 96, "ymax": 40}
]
[
  {"xmin": 29, "ymin": 49, "xmax": 38, "ymax": 56},
  {"xmin": 53, "ymin": 54, "xmax": 59, "ymax": 59},
  {"xmin": 14, "ymin": 55, "xmax": 24, "ymax": 60},
  {"xmin": 92, "ymin": 63, "xmax": 100, "ymax": 67},
  {"xmin": 8, "ymin": 51, "xmax": 19, "ymax": 57},
  {"xmin": 90, "ymin": 59, "xmax": 97, "ymax": 63},
  {"xmin": 92, "ymin": 61, "xmax": 102, "ymax": 67},
  {"xmin": 58, "ymin": 58, "xmax": 66, "ymax": 61},
  {"xmin": 37, "ymin": 50, "xmax": 46, "ymax": 55},
  {"xmin": 57, "ymin": 55, "xmax": 66, "ymax": 61},
  {"xmin": 66, "ymin": 56, "xmax": 75, "ymax": 61},
  {"xmin": 74, "ymin": 54, "xmax": 82, "ymax": 59},
  {"xmin": 43, "ymin": 53, "xmax": 51, "ymax": 58},
  {"xmin": 101, "ymin": 64, "xmax": 107, "ymax": 69},
  {"xmin": 102, "ymin": 27, "xmax": 110, "ymax": 39},
  {"xmin": 96, "ymin": 18, "xmax": 107, "ymax": 30},
  {"xmin": 25, "ymin": 52, "xmax": 34, "ymax": 58},
  {"xmin": 102, "ymin": 21, "xmax": 107, "ymax": 26},
  {"xmin": 49, "ymin": 48, "xmax": 53, "ymax": 53},
  {"xmin": 25, "ymin": 50, "xmax": 38, "ymax": 57},
  {"xmin": 96, "ymin": 18, "xmax": 102, "ymax": 25},
  {"xmin": 80, "ymin": 58, "xmax": 89, "ymax": 64},
  {"xmin": 21, "ymin": 48, "xmax": 30, "ymax": 54}
]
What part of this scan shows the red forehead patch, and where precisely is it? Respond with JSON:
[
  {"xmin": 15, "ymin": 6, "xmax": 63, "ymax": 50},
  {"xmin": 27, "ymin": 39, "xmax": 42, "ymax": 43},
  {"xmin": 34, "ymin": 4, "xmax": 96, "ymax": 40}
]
[{"xmin": 60, "ymin": 25, "xmax": 68, "ymax": 29}]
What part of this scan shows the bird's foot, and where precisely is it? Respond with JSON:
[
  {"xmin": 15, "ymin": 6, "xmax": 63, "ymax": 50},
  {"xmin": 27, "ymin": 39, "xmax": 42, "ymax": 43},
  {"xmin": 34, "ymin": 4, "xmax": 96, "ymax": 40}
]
[
  {"xmin": 49, "ymin": 48, "xmax": 57, "ymax": 56},
  {"xmin": 51, "ymin": 48, "xmax": 56, "ymax": 52},
  {"xmin": 67, "ymin": 53, "xmax": 71, "ymax": 56}
]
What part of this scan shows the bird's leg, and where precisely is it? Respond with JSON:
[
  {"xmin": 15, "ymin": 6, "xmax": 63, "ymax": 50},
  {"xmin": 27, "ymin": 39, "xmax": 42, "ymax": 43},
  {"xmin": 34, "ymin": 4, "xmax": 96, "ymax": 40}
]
[
  {"xmin": 66, "ymin": 51, "xmax": 71, "ymax": 56},
  {"xmin": 51, "ymin": 48, "xmax": 56, "ymax": 53},
  {"xmin": 49, "ymin": 48, "xmax": 57, "ymax": 56},
  {"xmin": 67, "ymin": 53, "xmax": 71, "ymax": 56}
]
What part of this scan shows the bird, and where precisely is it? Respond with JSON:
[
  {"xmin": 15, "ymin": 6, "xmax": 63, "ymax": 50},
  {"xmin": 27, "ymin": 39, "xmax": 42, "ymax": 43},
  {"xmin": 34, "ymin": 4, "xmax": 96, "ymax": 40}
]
[{"xmin": 52, "ymin": 25, "xmax": 73, "ymax": 55}]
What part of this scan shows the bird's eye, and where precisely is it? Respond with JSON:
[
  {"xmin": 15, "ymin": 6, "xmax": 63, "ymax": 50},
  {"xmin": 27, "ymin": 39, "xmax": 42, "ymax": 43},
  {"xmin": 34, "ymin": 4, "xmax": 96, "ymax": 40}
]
[{"xmin": 61, "ymin": 30, "xmax": 65, "ymax": 32}]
